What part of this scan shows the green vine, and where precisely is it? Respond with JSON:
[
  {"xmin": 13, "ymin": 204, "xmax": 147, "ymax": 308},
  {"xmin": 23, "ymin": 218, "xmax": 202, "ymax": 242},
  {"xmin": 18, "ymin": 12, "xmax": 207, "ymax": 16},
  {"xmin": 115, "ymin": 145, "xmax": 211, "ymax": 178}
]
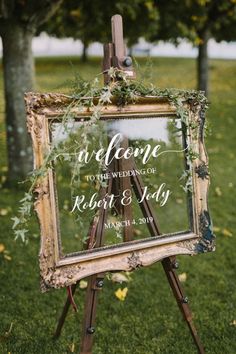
[{"xmin": 12, "ymin": 67, "xmax": 208, "ymax": 243}]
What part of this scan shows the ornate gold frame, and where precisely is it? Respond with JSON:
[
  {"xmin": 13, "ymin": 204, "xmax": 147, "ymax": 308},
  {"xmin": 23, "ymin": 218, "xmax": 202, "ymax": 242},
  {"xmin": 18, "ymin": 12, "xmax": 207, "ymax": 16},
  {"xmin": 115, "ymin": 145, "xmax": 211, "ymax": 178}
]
[{"xmin": 25, "ymin": 93, "xmax": 215, "ymax": 291}]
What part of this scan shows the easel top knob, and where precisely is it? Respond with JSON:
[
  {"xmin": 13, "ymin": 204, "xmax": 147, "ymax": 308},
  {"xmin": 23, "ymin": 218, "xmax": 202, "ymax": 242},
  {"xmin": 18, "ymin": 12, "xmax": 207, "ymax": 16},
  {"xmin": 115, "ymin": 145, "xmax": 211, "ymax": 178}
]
[{"xmin": 103, "ymin": 14, "xmax": 135, "ymax": 84}]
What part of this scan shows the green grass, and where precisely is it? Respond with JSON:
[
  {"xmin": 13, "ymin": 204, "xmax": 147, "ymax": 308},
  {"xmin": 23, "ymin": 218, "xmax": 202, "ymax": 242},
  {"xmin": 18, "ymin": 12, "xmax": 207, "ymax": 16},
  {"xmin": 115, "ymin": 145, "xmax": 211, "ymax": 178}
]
[{"xmin": 0, "ymin": 56, "xmax": 236, "ymax": 354}]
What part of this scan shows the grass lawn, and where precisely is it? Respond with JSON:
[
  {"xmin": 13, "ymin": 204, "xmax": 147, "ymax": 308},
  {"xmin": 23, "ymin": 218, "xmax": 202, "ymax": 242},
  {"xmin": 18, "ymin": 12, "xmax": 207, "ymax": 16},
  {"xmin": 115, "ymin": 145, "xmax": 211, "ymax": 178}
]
[{"xmin": 0, "ymin": 56, "xmax": 236, "ymax": 354}]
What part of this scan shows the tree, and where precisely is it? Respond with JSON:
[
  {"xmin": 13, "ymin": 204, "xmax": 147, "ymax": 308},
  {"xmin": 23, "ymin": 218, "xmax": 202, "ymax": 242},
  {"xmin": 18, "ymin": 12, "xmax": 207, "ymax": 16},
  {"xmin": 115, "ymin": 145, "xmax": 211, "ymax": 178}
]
[
  {"xmin": 43, "ymin": 0, "xmax": 158, "ymax": 62},
  {"xmin": 0, "ymin": 0, "xmax": 63, "ymax": 183},
  {"xmin": 155, "ymin": 0, "xmax": 236, "ymax": 96}
]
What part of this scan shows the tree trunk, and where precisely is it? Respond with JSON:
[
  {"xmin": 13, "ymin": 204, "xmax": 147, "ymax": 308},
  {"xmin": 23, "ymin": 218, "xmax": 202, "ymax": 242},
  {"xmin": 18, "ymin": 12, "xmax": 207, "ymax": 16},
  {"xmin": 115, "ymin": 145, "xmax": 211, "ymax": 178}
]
[
  {"xmin": 1, "ymin": 24, "xmax": 35, "ymax": 183},
  {"xmin": 197, "ymin": 30, "xmax": 210, "ymax": 97},
  {"xmin": 81, "ymin": 42, "xmax": 88, "ymax": 62}
]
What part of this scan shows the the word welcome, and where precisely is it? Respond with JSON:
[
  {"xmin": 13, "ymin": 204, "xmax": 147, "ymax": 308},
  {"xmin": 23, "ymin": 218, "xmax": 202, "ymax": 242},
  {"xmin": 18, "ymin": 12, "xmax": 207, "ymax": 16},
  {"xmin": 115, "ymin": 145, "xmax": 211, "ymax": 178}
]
[{"xmin": 77, "ymin": 133, "xmax": 162, "ymax": 166}]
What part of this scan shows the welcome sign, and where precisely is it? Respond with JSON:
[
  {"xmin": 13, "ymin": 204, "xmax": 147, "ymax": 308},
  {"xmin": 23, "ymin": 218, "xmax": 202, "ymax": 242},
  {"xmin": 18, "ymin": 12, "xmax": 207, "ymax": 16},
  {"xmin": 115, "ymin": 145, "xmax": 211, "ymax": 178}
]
[{"xmin": 25, "ymin": 93, "xmax": 215, "ymax": 291}]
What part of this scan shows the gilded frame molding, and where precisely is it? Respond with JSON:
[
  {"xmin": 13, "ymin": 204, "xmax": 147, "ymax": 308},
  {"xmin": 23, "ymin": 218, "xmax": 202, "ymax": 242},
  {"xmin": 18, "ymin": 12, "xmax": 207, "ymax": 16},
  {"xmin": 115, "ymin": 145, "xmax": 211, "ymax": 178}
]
[{"xmin": 25, "ymin": 92, "xmax": 215, "ymax": 291}]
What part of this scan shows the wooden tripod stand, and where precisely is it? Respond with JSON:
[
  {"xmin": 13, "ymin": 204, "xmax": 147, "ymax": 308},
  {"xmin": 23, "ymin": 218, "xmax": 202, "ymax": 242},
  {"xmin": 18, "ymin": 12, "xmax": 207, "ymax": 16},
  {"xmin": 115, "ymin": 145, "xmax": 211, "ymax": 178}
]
[{"xmin": 54, "ymin": 15, "xmax": 205, "ymax": 354}]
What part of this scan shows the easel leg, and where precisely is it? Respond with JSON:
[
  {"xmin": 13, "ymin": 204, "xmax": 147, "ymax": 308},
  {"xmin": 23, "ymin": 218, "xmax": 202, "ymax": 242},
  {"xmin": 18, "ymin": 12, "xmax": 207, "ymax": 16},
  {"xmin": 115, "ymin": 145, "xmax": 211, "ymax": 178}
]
[
  {"xmin": 80, "ymin": 274, "xmax": 104, "ymax": 354},
  {"xmin": 54, "ymin": 283, "xmax": 77, "ymax": 338},
  {"xmin": 162, "ymin": 257, "xmax": 205, "ymax": 354},
  {"xmin": 131, "ymin": 170, "xmax": 205, "ymax": 353}
]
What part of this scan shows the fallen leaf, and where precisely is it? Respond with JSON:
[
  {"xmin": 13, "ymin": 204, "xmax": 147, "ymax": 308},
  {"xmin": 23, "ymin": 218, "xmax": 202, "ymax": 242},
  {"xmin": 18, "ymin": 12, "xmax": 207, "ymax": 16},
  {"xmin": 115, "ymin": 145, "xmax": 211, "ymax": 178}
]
[
  {"xmin": 69, "ymin": 343, "xmax": 75, "ymax": 352},
  {"xmin": 222, "ymin": 228, "xmax": 233, "ymax": 237},
  {"xmin": 176, "ymin": 198, "xmax": 183, "ymax": 204},
  {"xmin": 4, "ymin": 255, "xmax": 12, "ymax": 261},
  {"xmin": 4, "ymin": 322, "xmax": 14, "ymax": 338},
  {"xmin": 215, "ymin": 187, "xmax": 222, "ymax": 197},
  {"xmin": 79, "ymin": 280, "xmax": 88, "ymax": 289},
  {"xmin": 133, "ymin": 229, "xmax": 142, "ymax": 236},
  {"xmin": 230, "ymin": 320, "xmax": 236, "ymax": 326},
  {"xmin": 0, "ymin": 208, "xmax": 8, "ymax": 216},
  {"xmin": 213, "ymin": 226, "xmax": 220, "ymax": 233},
  {"xmin": 111, "ymin": 273, "xmax": 130, "ymax": 283},
  {"xmin": 0, "ymin": 243, "xmax": 5, "ymax": 253},
  {"xmin": 115, "ymin": 287, "xmax": 128, "ymax": 301},
  {"xmin": 179, "ymin": 272, "xmax": 187, "ymax": 282}
]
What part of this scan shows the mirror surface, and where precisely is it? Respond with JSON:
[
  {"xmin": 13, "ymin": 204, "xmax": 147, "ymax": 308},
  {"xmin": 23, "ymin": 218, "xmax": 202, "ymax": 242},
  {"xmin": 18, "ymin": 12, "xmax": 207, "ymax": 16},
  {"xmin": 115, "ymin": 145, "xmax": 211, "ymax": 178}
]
[{"xmin": 50, "ymin": 117, "xmax": 191, "ymax": 256}]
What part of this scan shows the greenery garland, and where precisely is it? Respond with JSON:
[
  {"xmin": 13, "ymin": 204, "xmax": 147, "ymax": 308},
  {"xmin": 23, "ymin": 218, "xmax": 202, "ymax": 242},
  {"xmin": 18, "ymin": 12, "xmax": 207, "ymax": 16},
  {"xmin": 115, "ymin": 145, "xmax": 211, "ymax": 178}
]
[{"xmin": 12, "ymin": 67, "xmax": 208, "ymax": 243}]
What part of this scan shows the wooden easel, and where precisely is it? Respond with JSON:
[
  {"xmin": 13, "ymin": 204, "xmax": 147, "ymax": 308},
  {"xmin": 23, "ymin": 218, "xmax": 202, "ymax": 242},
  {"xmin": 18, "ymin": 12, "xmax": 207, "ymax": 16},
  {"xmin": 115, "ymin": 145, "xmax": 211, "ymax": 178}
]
[{"xmin": 54, "ymin": 15, "xmax": 205, "ymax": 354}]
